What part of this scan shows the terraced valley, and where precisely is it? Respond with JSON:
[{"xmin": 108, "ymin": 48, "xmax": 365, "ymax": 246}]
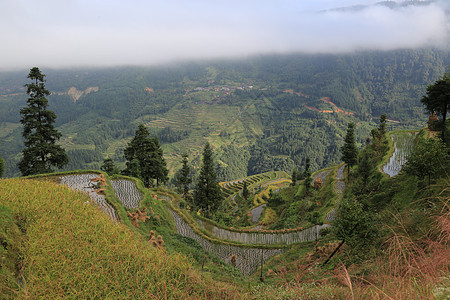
[{"xmin": 2, "ymin": 127, "xmax": 450, "ymax": 299}]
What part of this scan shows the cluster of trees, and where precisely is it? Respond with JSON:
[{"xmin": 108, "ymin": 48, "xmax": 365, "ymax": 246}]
[
  {"xmin": 158, "ymin": 126, "xmax": 189, "ymax": 143},
  {"xmin": 122, "ymin": 124, "xmax": 168, "ymax": 187},
  {"xmin": 12, "ymin": 68, "xmax": 223, "ymax": 219},
  {"xmin": 333, "ymin": 118, "xmax": 389, "ymax": 257},
  {"xmin": 64, "ymin": 149, "xmax": 103, "ymax": 170},
  {"xmin": 291, "ymin": 157, "xmax": 311, "ymax": 185},
  {"xmin": 333, "ymin": 72, "xmax": 450, "ymax": 262},
  {"xmin": 10, "ymin": 68, "xmax": 172, "ymax": 189},
  {"xmin": 173, "ymin": 143, "xmax": 224, "ymax": 217}
]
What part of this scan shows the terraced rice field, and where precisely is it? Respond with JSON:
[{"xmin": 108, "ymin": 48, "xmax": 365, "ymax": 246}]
[
  {"xmin": 221, "ymin": 173, "xmax": 271, "ymax": 197},
  {"xmin": 196, "ymin": 219, "xmax": 331, "ymax": 245},
  {"xmin": 59, "ymin": 174, "xmax": 118, "ymax": 221},
  {"xmin": 170, "ymin": 209, "xmax": 284, "ymax": 275},
  {"xmin": 111, "ymin": 179, "xmax": 143, "ymax": 209},
  {"xmin": 382, "ymin": 132, "xmax": 416, "ymax": 177}
]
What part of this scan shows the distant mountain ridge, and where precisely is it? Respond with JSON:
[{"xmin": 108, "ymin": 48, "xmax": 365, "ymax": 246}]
[{"xmin": 321, "ymin": 0, "xmax": 438, "ymax": 13}]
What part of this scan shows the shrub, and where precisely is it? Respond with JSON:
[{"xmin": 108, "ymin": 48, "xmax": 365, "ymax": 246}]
[{"xmin": 259, "ymin": 208, "xmax": 278, "ymax": 226}]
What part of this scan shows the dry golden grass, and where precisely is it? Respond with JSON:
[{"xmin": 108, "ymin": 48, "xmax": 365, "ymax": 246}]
[{"xmin": 0, "ymin": 178, "xmax": 245, "ymax": 299}]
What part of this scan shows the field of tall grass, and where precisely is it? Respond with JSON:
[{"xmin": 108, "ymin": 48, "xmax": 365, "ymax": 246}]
[{"xmin": 0, "ymin": 178, "xmax": 244, "ymax": 299}]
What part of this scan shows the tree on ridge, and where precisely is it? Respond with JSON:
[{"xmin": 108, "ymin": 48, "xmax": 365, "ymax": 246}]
[
  {"xmin": 193, "ymin": 142, "xmax": 224, "ymax": 217},
  {"xmin": 176, "ymin": 152, "xmax": 192, "ymax": 199},
  {"xmin": 341, "ymin": 122, "xmax": 358, "ymax": 177},
  {"xmin": 18, "ymin": 67, "xmax": 68, "ymax": 176}
]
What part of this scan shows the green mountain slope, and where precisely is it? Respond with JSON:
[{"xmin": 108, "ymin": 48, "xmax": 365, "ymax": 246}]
[{"xmin": 0, "ymin": 49, "xmax": 448, "ymax": 178}]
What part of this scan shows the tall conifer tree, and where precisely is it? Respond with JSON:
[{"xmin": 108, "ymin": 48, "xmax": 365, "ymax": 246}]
[
  {"xmin": 177, "ymin": 153, "xmax": 192, "ymax": 198},
  {"xmin": 193, "ymin": 142, "xmax": 224, "ymax": 217},
  {"xmin": 18, "ymin": 67, "xmax": 68, "ymax": 176},
  {"xmin": 341, "ymin": 122, "xmax": 358, "ymax": 176}
]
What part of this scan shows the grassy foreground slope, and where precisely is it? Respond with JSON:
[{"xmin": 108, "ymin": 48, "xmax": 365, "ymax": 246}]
[{"xmin": 0, "ymin": 178, "xmax": 243, "ymax": 299}]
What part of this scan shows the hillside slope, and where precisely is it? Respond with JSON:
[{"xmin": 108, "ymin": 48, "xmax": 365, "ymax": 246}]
[{"xmin": 0, "ymin": 178, "xmax": 243, "ymax": 299}]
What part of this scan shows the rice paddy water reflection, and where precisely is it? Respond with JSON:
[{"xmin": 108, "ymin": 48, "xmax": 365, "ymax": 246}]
[{"xmin": 382, "ymin": 132, "xmax": 416, "ymax": 177}]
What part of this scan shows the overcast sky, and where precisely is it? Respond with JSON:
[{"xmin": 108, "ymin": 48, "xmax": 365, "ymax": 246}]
[{"xmin": 0, "ymin": 0, "xmax": 448, "ymax": 70}]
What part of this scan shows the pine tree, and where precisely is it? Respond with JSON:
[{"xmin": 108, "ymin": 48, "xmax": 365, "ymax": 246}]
[
  {"xmin": 152, "ymin": 137, "xmax": 169, "ymax": 186},
  {"xmin": 123, "ymin": 124, "xmax": 168, "ymax": 187},
  {"xmin": 193, "ymin": 143, "xmax": 224, "ymax": 217},
  {"xmin": 341, "ymin": 122, "xmax": 358, "ymax": 176},
  {"xmin": 357, "ymin": 150, "xmax": 372, "ymax": 186},
  {"xmin": 18, "ymin": 67, "xmax": 68, "ymax": 176},
  {"xmin": 101, "ymin": 158, "xmax": 118, "ymax": 175},
  {"xmin": 176, "ymin": 153, "xmax": 192, "ymax": 199}
]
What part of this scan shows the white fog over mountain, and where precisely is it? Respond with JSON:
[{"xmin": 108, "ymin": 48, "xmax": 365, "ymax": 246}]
[{"xmin": 0, "ymin": 0, "xmax": 448, "ymax": 70}]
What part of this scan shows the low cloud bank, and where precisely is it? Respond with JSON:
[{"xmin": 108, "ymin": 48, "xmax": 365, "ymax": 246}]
[{"xmin": 0, "ymin": 0, "xmax": 448, "ymax": 69}]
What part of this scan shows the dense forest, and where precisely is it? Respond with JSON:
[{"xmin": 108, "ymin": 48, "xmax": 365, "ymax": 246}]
[{"xmin": 0, "ymin": 49, "xmax": 448, "ymax": 179}]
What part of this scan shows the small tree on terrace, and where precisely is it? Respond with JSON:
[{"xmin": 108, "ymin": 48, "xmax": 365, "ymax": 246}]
[
  {"xmin": 193, "ymin": 143, "xmax": 224, "ymax": 217},
  {"xmin": 101, "ymin": 158, "xmax": 119, "ymax": 175},
  {"xmin": 341, "ymin": 122, "xmax": 358, "ymax": 177},
  {"xmin": 402, "ymin": 138, "xmax": 449, "ymax": 187},
  {"xmin": 176, "ymin": 153, "xmax": 192, "ymax": 199},
  {"xmin": 18, "ymin": 67, "xmax": 68, "ymax": 176}
]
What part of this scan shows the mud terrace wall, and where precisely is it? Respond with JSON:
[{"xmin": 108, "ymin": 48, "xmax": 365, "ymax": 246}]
[
  {"xmin": 196, "ymin": 219, "xmax": 331, "ymax": 245},
  {"xmin": 170, "ymin": 210, "xmax": 284, "ymax": 275}
]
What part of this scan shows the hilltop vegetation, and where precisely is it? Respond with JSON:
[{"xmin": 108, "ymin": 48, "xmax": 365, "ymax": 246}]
[{"xmin": 0, "ymin": 49, "xmax": 448, "ymax": 178}]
